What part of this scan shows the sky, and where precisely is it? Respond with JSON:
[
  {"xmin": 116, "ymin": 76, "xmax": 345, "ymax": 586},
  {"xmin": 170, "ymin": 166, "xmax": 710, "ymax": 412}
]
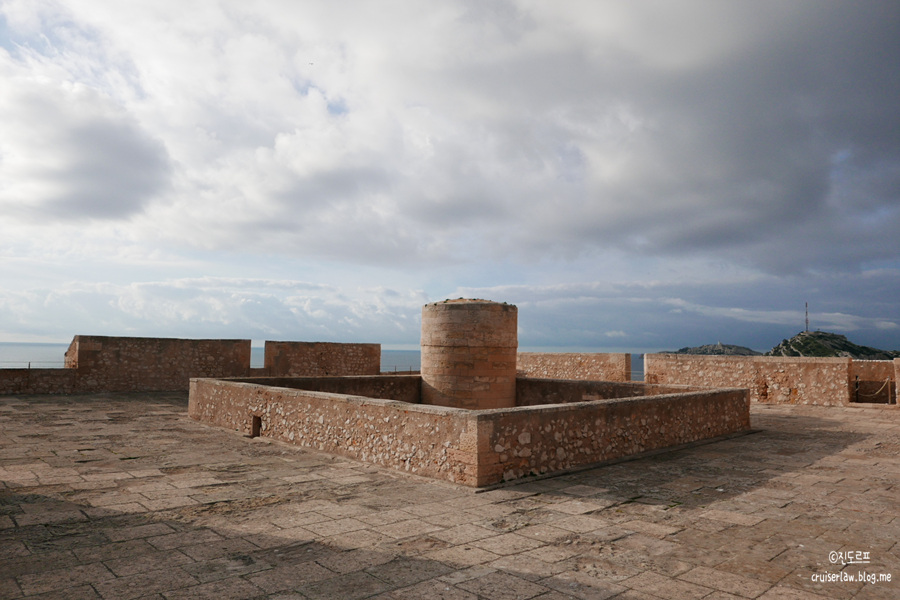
[{"xmin": 1, "ymin": 0, "xmax": 899, "ymax": 352}]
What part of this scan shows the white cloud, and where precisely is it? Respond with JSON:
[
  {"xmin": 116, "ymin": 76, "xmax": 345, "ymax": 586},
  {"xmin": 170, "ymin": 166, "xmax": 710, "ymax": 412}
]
[
  {"xmin": 659, "ymin": 299, "xmax": 896, "ymax": 334},
  {"xmin": 3, "ymin": 0, "xmax": 896, "ymax": 272},
  {"xmin": 0, "ymin": 276, "xmax": 428, "ymax": 343}
]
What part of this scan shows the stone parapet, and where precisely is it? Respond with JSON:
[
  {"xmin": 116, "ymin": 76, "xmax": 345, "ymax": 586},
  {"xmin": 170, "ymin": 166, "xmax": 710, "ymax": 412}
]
[
  {"xmin": 66, "ymin": 335, "xmax": 251, "ymax": 393},
  {"xmin": 189, "ymin": 376, "xmax": 478, "ymax": 484},
  {"xmin": 517, "ymin": 352, "xmax": 632, "ymax": 382},
  {"xmin": 264, "ymin": 341, "xmax": 380, "ymax": 376},
  {"xmin": 516, "ymin": 377, "xmax": 700, "ymax": 406},
  {"xmin": 189, "ymin": 375, "xmax": 750, "ymax": 487},
  {"xmin": 0, "ymin": 368, "xmax": 77, "ymax": 396},
  {"xmin": 478, "ymin": 386, "xmax": 750, "ymax": 486},
  {"xmin": 1, "ymin": 336, "xmax": 382, "ymax": 396},
  {"xmin": 645, "ymin": 354, "xmax": 869, "ymax": 406}
]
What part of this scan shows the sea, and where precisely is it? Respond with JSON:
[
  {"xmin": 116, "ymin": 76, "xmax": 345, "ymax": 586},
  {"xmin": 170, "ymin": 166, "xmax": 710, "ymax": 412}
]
[{"xmin": 0, "ymin": 342, "xmax": 422, "ymax": 372}]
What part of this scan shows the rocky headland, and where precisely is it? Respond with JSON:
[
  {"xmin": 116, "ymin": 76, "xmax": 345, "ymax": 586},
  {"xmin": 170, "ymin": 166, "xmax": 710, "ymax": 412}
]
[
  {"xmin": 672, "ymin": 330, "xmax": 899, "ymax": 360},
  {"xmin": 766, "ymin": 330, "xmax": 900, "ymax": 360}
]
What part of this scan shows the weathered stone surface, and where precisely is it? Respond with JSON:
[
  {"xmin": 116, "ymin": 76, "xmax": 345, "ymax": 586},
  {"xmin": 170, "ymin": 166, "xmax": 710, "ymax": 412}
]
[
  {"xmin": 66, "ymin": 335, "xmax": 252, "ymax": 393},
  {"xmin": 0, "ymin": 337, "xmax": 379, "ymax": 396},
  {"xmin": 189, "ymin": 376, "xmax": 749, "ymax": 487},
  {"xmin": 517, "ymin": 353, "xmax": 632, "ymax": 383},
  {"xmin": 0, "ymin": 368, "xmax": 76, "ymax": 396},
  {"xmin": 421, "ymin": 300, "xmax": 518, "ymax": 410},
  {"xmin": 2, "ymin": 392, "xmax": 898, "ymax": 600},
  {"xmin": 851, "ymin": 359, "xmax": 896, "ymax": 403},
  {"xmin": 646, "ymin": 354, "xmax": 869, "ymax": 406},
  {"xmin": 264, "ymin": 341, "xmax": 380, "ymax": 377}
]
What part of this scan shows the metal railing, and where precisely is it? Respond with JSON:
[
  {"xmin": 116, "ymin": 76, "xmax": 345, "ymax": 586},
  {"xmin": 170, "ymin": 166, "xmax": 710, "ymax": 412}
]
[{"xmin": 0, "ymin": 361, "xmax": 66, "ymax": 369}]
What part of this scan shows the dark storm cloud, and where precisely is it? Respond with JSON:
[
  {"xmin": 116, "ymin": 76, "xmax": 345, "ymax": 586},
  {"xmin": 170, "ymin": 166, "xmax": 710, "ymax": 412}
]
[
  {"xmin": 460, "ymin": 269, "xmax": 900, "ymax": 352},
  {"xmin": 624, "ymin": 3, "xmax": 900, "ymax": 272},
  {"xmin": 433, "ymin": 1, "xmax": 900, "ymax": 275}
]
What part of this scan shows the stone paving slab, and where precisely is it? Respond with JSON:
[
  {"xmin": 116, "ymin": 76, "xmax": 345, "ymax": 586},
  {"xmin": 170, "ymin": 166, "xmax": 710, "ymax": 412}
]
[{"xmin": 0, "ymin": 393, "xmax": 897, "ymax": 599}]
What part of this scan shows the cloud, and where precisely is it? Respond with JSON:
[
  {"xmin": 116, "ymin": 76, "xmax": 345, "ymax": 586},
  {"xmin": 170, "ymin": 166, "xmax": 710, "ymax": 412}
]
[
  {"xmin": 455, "ymin": 269, "xmax": 900, "ymax": 351},
  {"xmin": 1, "ymin": 266, "xmax": 898, "ymax": 351},
  {"xmin": 2, "ymin": 1, "xmax": 896, "ymax": 275},
  {"xmin": 0, "ymin": 52, "xmax": 171, "ymax": 220},
  {"xmin": 1, "ymin": 2, "xmax": 899, "ymax": 352},
  {"xmin": 0, "ymin": 277, "xmax": 428, "ymax": 344},
  {"xmin": 659, "ymin": 299, "xmax": 897, "ymax": 334}
]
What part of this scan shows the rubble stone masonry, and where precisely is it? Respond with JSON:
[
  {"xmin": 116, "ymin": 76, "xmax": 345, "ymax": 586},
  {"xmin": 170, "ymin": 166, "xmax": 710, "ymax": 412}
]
[
  {"xmin": 0, "ymin": 368, "xmax": 76, "ymax": 396},
  {"xmin": 0, "ymin": 336, "xmax": 252, "ymax": 395},
  {"xmin": 479, "ymin": 386, "xmax": 749, "ymax": 486},
  {"xmin": 517, "ymin": 352, "xmax": 631, "ymax": 382},
  {"xmin": 64, "ymin": 335, "xmax": 252, "ymax": 392},
  {"xmin": 189, "ymin": 376, "xmax": 478, "ymax": 484},
  {"xmin": 643, "ymin": 354, "xmax": 895, "ymax": 406},
  {"xmin": 0, "ymin": 336, "xmax": 381, "ymax": 396},
  {"xmin": 189, "ymin": 375, "xmax": 750, "ymax": 487},
  {"xmin": 515, "ymin": 377, "xmax": 701, "ymax": 406},
  {"xmin": 264, "ymin": 341, "xmax": 380, "ymax": 376}
]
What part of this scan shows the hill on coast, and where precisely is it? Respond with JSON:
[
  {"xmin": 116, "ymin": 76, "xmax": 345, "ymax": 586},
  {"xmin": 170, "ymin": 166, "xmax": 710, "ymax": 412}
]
[
  {"xmin": 671, "ymin": 331, "xmax": 899, "ymax": 359},
  {"xmin": 670, "ymin": 342, "xmax": 762, "ymax": 356},
  {"xmin": 766, "ymin": 330, "xmax": 900, "ymax": 360}
]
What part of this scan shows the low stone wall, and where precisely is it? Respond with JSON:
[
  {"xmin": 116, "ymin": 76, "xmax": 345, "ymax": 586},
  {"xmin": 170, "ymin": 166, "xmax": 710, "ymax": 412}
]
[
  {"xmin": 0, "ymin": 368, "xmax": 77, "ymax": 396},
  {"xmin": 189, "ymin": 375, "xmax": 750, "ymax": 487},
  {"xmin": 189, "ymin": 376, "xmax": 477, "ymax": 484},
  {"xmin": 516, "ymin": 377, "xmax": 698, "ymax": 406},
  {"xmin": 517, "ymin": 352, "xmax": 631, "ymax": 382},
  {"xmin": 1, "ymin": 337, "xmax": 251, "ymax": 396},
  {"xmin": 65, "ymin": 335, "xmax": 252, "ymax": 393},
  {"xmin": 264, "ymin": 341, "xmax": 380, "ymax": 376},
  {"xmin": 1, "ymin": 337, "xmax": 382, "ymax": 396},
  {"xmin": 645, "ymin": 354, "xmax": 856, "ymax": 406},
  {"xmin": 234, "ymin": 375, "xmax": 421, "ymax": 404},
  {"xmin": 478, "ymin": 387, "xmax": 750, "ymax": 485}
]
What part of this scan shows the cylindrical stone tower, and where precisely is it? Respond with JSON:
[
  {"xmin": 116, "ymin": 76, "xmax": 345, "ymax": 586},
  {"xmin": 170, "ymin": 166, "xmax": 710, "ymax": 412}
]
[{"xmin": 421, "ymin": 299, "xmax": 518, "ymax": 410}]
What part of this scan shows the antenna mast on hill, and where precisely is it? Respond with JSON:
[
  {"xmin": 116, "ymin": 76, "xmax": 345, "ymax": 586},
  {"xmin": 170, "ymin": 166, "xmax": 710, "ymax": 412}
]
[{"xmin": 805, "ymin": 302, "xmax": 809, "ymax": 332}]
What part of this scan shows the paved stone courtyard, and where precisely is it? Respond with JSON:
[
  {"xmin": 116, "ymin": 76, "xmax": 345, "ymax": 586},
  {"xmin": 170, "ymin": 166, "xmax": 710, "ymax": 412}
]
[{"xmin": 1, "ymin": 393, "xmax": 897, "ymax": 599}]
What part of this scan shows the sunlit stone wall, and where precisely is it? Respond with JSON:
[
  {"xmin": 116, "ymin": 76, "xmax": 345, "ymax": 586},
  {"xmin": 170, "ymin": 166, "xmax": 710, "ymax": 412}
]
[{"xmin": 421, "ymin": 299, "xmax": 518, "ymax": 410}]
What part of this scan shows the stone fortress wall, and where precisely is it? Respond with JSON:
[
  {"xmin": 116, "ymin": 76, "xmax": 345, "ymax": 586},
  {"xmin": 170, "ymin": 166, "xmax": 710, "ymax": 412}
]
[
  {"xmin": 188, "ymin": 300, "xmax": 752, "ymax": 487},
  {"xmin": 264, "ymin": 341, "xmax": 380, "ymax": 377},
  {"xmin": 64, "ymin": 336, "xmax": 252, "ymax": 393},
  {"xmin": 644, "ymin": 354, "xmax": 899, "ymax": 406},
  {"xmin": 1, "ymin": 335, "xmax": 897, "ymax": 407},
  {"xmin": 517, "ymin": 352, "xmax": 631, "ymax": 382},
  {"xmin": 8, "ymin": 323, "xmax": 892, "ymax": 487},
  {"xmin": 189, "ymin": 375, "xmax": 748, "ymax": 487},
  {"xmin": 0, "ymin": 336, "xmax": 381, "ymax": 396}
]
